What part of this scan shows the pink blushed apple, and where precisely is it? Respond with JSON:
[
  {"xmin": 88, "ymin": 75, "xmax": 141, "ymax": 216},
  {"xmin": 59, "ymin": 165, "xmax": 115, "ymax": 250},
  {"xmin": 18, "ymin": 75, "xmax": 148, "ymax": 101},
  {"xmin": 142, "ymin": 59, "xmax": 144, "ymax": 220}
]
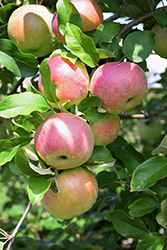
[
  {"xmin": 42, "ymin": 166, "xmax": 98, "ymax": 219},
  {"xmin": 34, "ymin": 113, "xmax": 94, "ymax": 170},
  {"xmin": 89, "ymin": 113, "xmax": 121, "ymax": 146},
  {"xmin": 90, "ymin": 62, "xmax": 148, "ymax": 114},
  {"xmin": 38, "ymin": 55, "xmax": 89, "ymax": 108},
  {"xmin": 7, "ymin": 4, "xmax": 57, "ymax": 57},
  {"xmin": 52, "ymin": 0, "xmax": 103, "ymax": 43}
]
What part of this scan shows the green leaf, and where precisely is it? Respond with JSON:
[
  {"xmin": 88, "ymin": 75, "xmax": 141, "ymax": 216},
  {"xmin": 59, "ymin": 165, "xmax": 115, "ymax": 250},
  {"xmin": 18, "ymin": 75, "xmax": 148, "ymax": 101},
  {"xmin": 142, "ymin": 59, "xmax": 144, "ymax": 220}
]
[
  {"xmin": 136, "ymin": 232, "xmax": 164, "ymax": 250},
  {"xmin": 88, "ymin": 145, "xmax": 113, "ymax": 163},
  {"xmin": 109, "ymin": 210, "xmax": 148, "ymax": 239},
  {"xmin": 131, "ymin": 156, "xmax": 167, "ymax": 192},
  {"xmin": 150, "ymin": 178, "xmax": 167, "ymax": 196},
  {"xmin": 153, "ymin": 9, "xmax": 167, "ymax": 28},
  {"xmin": 78, "ymin": 96, "xmax": 102, "ymax": 112},
  {"xmin": 96, "ymin": 171, "xmax": 119, "ymax": 189},
  {"xmin": 39, "ymin": 58, "xmax": 59, "ymax": 103},
  {"xmin": 156, "ymin": 198, "xmax": 167, "ymax": 229},
  {"xmin": 107, "ymin": 136, "xmax": 145, "ymax": 174},
  {"xmin": 122, "ymin": 31, "xmax": 155, "ymax": 62},
  {"xmin": 0, "ymin": 39, "xmax": 38, "ymax": 77},
  {"xmin": 128, "ymin": 197, "xmax": 158, "ymax": 217},
  {"xmin": 65, "ymin": 23, "xmax": 99, "ymax": 67},
  {"xmin": 0, "ymin": 92, "xmax": 50, "ymax": 118},
  {"xmin": 152, "ymin": 134, "xmax": 167, "ymax": 156},
  {"xmin": 97, "ymin": 21, "xmax": 120, "ymax": 47},
  {"xmin": 15, "ymin": 148, "xmax": 38, "ymax": 176},
  {"xmin": 27, "ymin": 176, "xmax": 52, "ymax": 205},
  {"xmin": 82, "ymin": 107, "xmax": 105, "ymax": 122},
  {"xmin": 0, "ymin": 136, "xmax": 32, "ymax": 166},
  {"xmin": 0, "ymin": 3, "xmax": 18, "ymax": 23},
  {"xmin": 57, "ymin": 0, "xmax": 82, "ymax": 36}
]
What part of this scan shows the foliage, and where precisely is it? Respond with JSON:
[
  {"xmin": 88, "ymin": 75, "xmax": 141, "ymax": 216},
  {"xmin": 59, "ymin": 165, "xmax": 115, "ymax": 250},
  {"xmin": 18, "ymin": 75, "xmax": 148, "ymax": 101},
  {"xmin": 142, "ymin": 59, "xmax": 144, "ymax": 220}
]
[{"xmin": 0, "ymin": 0, "xmax": 167, "ymax": 249}]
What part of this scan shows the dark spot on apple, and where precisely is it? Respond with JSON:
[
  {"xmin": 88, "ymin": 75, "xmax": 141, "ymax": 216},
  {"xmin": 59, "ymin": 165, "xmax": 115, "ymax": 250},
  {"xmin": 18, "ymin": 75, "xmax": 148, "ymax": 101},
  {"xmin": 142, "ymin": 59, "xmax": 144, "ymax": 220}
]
[
  {"xmin": 59, "ymin": 155, "xmax": 67, "ymax": 160},
  {"xmin": 127, "ymin": 97, "xmax": 132, "ymax": 102}
]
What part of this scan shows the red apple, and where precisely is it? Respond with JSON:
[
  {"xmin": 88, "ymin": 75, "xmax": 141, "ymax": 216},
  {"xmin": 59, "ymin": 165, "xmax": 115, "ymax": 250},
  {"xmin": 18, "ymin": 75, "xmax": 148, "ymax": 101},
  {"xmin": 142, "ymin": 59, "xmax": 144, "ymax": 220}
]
[
  {"xmin": 34, "ymin": 113, "xmax": 94, "ymax": 170},
  {"xmin": 7, "ymin": 4, "xmax": 57, "ymax": 57},
  {"xmin": 152, "ymin": 24, "xmax": 167, "ymax": 59},
  {"xmin": 52, "ymin": 0, "xmax": 103, "ymax": 43},
  {"xmin": 38, "ymin": 54, "xmax": 89, "ymax": 108},
  {"xmin": 89, "ymin": 113, "xmax": 121, "ymax": 146},
  {"xmin": 90, "ymin": 62, "xmax": 148, "ymax": 114},
  {"xmin": 42, "ymin": 166, "xmax": 98, "ymax": 219}
]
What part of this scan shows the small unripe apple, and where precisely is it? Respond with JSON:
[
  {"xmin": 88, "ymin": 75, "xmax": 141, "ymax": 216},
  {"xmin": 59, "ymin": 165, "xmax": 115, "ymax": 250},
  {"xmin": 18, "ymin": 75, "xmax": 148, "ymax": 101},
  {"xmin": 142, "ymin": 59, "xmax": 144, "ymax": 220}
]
[
  {"xmin": 38, "ymin": 54, "xmax": 89, "ymax": 108},
  {"xmin": 42, "ymin": 167, "xmax": 98, "ymax": 219},
  {"xmin": 90, "ymin": 62, "xmax": 148, "ymax": 114},
  {"xmin": 152, "ymin": 24, "xmax": 167, "ymax": 59},
  {"xmin": 7, "ymin": 4, "xmax": 57, "ymax": 57},
  {"xmin": 52, "ymin": 0, "xmax": 103, "ymax": 43},
  {"xmin": 89, "ymin": 113, "xmax": 121, "ymax": 146},
  {"xmin": 34, "ymin": 113, "xmax": 94, "ymax": 170},
  {"xmin": 137, "ymin": 119, "xmax": 162, "ymax": 141}
]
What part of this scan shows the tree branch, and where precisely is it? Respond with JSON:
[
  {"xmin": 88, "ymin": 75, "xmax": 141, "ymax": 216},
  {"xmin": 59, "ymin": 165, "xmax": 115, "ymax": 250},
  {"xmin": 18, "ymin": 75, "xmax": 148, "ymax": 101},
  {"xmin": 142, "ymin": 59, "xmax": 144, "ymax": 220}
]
[
  {"xmin": 7, "ymin": 78, "xmax": 25, "ymax": 95},
  {"xmin": 117, "ymin": 6, "xmax": 167, "ymax": 37},
  {"xmin": 6, "ymin": 201, "xmax": 32, "ymax": 250},
  {"xmin": 121, "ymin": 106, "xmax": 167, "ymax": 119}
]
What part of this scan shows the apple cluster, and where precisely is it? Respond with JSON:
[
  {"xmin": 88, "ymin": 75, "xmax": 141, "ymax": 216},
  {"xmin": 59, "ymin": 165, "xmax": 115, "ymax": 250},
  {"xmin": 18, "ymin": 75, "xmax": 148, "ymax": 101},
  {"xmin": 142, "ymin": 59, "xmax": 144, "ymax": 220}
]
[{"xmin": 7, "ymin": 0, "xmax": 148, "ymax": 220}]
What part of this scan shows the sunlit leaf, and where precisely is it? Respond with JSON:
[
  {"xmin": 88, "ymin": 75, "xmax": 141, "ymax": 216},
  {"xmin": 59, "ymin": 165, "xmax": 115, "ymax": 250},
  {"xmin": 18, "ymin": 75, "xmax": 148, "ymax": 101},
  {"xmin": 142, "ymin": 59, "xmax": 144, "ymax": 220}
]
[
  {"xmin": 131, "ymin": 156, "xmax": 167, "ymax": 191},
  {"xmin": 136, "ymin": 232, "xmax": 164, "ymax": 250},
  {"xmin": 65, "ymin": 23, "xmax": 99, "ymax": 67},
  {"xmin": 152, "ymin": 134, "xmax": 167, "ymax": 156},
  {"xmin": 122, "ymin": 31, "xmax": 155, "ymax": 62},
  {"xmin": 0, "ymin": 92, "xmax": 50, "ymax": 118},
  {"xmin": 0, "ymin": 39, "xmax": 38, "ymax": 77},
  {"xmin": 27, "ymin": 176, "xmax": 52, "ymax": 205}
]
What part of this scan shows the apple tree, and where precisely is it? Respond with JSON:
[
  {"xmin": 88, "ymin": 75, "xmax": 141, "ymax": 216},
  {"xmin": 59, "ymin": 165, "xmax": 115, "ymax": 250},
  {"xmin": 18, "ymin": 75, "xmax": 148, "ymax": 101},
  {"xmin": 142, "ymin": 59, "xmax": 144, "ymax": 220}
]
[{"xmin": 0, "ymin": 0, "xmax": 167, "ymax": 249}]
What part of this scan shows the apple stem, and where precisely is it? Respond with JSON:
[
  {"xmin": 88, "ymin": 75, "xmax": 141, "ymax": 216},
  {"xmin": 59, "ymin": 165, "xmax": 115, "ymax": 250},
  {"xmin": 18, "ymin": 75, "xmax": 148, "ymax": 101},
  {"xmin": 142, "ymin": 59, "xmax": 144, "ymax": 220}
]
[{"xmin": 6, "ymin": 201, "xmax": 32, "ymax": 250}]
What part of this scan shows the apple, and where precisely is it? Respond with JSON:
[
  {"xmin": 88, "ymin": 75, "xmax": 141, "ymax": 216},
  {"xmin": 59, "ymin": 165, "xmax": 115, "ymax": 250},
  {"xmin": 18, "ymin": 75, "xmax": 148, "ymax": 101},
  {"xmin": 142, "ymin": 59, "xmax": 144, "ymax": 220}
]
[
  {"xmin": 34, "ymin": 113, "xmax": 94, "ymax": 170},
  {"xmin": 42, "ymin": 166, "xmax": 98, "ymax": 219},
  {"xmin": 137, "ymin": 119, "xmax": 162, "ymax": 141},
  {"xmin": 38, "ymin": 54, "xmax": 89, "ymax": 108},
  {"xmin": 7, "ymin": 4, "xmax": 57, "ymax": 57},
  {"xmin": 52, "ymin": 0, "xmax": 103, "ymax": 43},
  {"xmin": 152, "ymin": 24, "xmax": 167, "ymax": 59},
  {"xmin": 89, "ymin": 113, "xmax": 121, "ymax": 146},
  {"xmin": 90, "ymin": 62, "xmax": 148, "ymax": 114}
]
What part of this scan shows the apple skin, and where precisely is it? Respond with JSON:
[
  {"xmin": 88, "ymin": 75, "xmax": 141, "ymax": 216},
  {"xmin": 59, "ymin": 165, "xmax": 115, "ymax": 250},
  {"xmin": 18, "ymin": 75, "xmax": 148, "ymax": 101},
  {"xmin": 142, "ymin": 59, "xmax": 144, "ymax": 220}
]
[
  {"xmin": 90, "ymin": 62, "xmax": 148, "ymax": 114},
  {"xmin": 52, "ymin": 0, "xmax": 103, "ymax": 43},
  {"xmin": 89, "ymin": 113, "xmax": 121, "ymax": 146},
  {"xmin": 7, "ymin": 4, "xmax": 57, "ymax": 57},
  {"xmin": 38, "ymin": 55, "xmax": 89, "ymax": 108},
  {"xmin": 42, "ymin": 166, "xmax": 98, "ymax": 220},
  {"xmin": 137, "ymin": 119, "xmax": 162, "ymax": 141},
  {"xmin": 34, "ymin": 113, "xmax": 94, "ymax": 170},
  {"xmin": 152, "ymin": 24, "xmax": 167, "ymax": 59}
]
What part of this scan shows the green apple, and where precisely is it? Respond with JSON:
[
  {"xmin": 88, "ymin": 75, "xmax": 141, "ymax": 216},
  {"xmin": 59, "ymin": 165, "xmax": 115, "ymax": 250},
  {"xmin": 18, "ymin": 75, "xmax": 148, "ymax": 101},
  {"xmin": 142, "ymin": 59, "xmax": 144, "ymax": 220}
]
[
  {"xmin": 34, "ymin": 113, "xmax": 94, "ymax": 170},
  {"xmin": 42, "ymin": 166, "xmax": 98, "ymax": 220},
  {"xmin": 152, "ymin": 24, "xmax": 167, "ymax": 59},
  {"xmin": 7, "ymin": 4, "xmax": 57, "ymax": 57},
  {"xmin": 90, "ymin": 62, "xmax": 148, "ymax": 114}
]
